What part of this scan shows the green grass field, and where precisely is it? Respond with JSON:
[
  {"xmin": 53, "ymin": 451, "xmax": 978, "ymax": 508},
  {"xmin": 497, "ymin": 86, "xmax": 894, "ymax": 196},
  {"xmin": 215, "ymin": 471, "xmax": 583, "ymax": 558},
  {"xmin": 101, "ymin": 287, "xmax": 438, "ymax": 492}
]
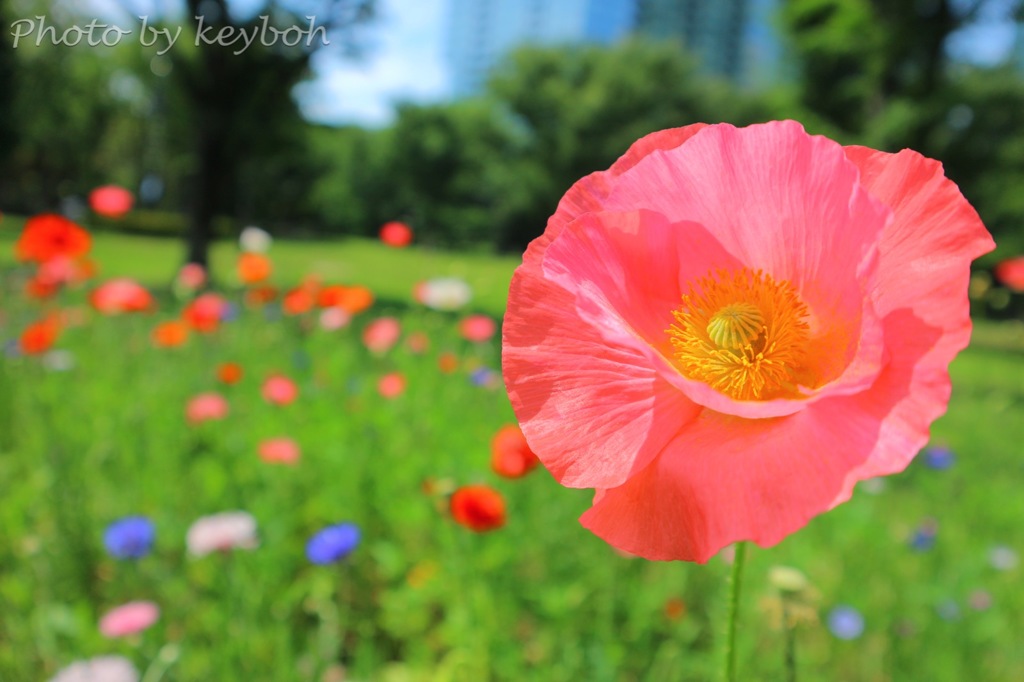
[{"xmin": 2, "ymin": 231, "xmax": 1023, "ymax": 681}]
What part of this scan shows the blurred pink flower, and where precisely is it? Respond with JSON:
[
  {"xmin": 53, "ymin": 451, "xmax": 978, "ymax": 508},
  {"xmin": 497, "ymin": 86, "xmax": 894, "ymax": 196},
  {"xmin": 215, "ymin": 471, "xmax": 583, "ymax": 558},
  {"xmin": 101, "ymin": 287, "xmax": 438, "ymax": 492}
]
[
  {"xmin": 49, "ymin": 656, "xmax": 139, "ymax": 682},
  {"xmin": 363, "ymin": 317, "xmax": 401, "ymax": 354},
  {"xmin": 185, "ymin": 393, "xmax": 229, "ymax": 425},
  {"xmin": 176, "ymin": 263, "xmax": 206, "ymax": 291},
  {"xmin": 89, "ymin": 185, "xmax": 134, "ymax": 218},
  {"xmin": 377, "ymin": 372, "xmax": 407, "ymax": 398},
  {"xmin": 262, "ymin": 375, "xmax": 298, "ymax": 406},
  {"xmin": 319, "ymin": 306, "xmax": 351, "ymax": 331},
  {"xmin": 406, "ymin": 331, "xmax": 430, "ymax": 354},
  {"xmin": 99, "ymin": 601, "xmax": 159, "ymax": 638},
  {"xmin": 186, "ymin": 511, "xmax": 259, "ymax": 556},
  {"xmin": 459, "ymin": 314, "xmax": 497, "ymax": 343},
  {"xmin": 90, "ymin": 278, "xmax": 154, "ymax": 315},
  {"xmin": 258, "ymin": 437, "xmax": 301, "ymax": 465}
]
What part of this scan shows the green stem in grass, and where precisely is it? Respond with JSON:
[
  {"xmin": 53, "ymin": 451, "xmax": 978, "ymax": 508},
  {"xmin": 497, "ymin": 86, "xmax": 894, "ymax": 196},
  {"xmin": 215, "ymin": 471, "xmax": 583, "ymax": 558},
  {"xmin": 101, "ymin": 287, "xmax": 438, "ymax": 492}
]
[{"xmin": 722, "ymin": 542, "xmax": 748, "ymax": 682}]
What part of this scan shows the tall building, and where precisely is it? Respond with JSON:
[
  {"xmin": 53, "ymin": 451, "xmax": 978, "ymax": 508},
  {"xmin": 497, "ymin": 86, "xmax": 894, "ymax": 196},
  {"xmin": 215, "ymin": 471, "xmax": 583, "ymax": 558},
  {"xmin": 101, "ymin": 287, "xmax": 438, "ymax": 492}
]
[
  {"xmin": 444, "ymin": 0, "xmax": 784, "ymax": 97},
  {"xmin": 635, "ymin": 0, "xmax": 783, "ymax": 88},
  {"xmin": 445, "ymin": 0, "xmax": 636, "ymax": 97}
]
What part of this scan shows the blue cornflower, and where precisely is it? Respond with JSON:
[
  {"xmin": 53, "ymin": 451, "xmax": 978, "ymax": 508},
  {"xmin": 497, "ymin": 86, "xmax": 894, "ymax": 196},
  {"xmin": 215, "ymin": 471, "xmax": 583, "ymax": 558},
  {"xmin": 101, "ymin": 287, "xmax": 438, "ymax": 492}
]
[
  {"xmin": 909, "ymin": 518, "xmax": 938, "ymax": 551},
  {"xmin": 922, "ymin": 445, "xmax": 955, "ymax": 470},
  {"xmin": 306, "ymin": 523, "xmax": 361, "ymax": 565},
  {"xmin": 827, "ymin": 605, "xmax": 865, "ymax": 640},
  {"xmin": 103, "ymin": 516, "xmax": 156, "ymax": 559}
]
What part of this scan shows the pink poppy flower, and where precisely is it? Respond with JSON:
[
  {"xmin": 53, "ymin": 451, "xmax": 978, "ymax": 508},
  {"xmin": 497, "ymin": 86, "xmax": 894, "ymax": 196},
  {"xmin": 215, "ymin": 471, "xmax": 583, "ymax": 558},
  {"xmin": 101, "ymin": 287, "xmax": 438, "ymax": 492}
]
[
  {"xmin": 406, "ymin": 331, "xmax": 430, "ymax": 354},
  {"xmin": 89, "ymin": 185, "xmax": 134, "ymax": 218},
  {"xmin": 459, "ymin": 314, "xmax": 497, "ymax": 343},
  {"xmin": 99, "ymin": 601, "xmax": 159, "ymax": 638},
  {"xmin": 176, "ymin": 262, "xmax": 206, "ymax": 291},
  {"xmin": 319, "ymin": 306, "xmax": 351, "ymax": 331},
  {"xmin": 186, "ymin": 511, "xmax": 259, "ymax": 556},
  {"xmin": 502, "ymin": 121, "xmax": 994, "ymax": 562},
  {"xmin": 90, "ymin": 278, "xmax": 154, "ymax": 314},
  {"xmin": 377, "ymin": 372, "xmax": 407, "ymax": 398},
  {"xmin": 363, "ymin": 317, "xmax": 401, "ymax": 354},
  {"xmin": 258, "ymin": 437, "xmax": 301, "ymax": 465},
  {"xmin": 185, "ymin": 393, "xmax": 229, "ymax": 425},
  {"xmin": 262, "ymin": 375, "xmax": 298, "ymax": 406}
]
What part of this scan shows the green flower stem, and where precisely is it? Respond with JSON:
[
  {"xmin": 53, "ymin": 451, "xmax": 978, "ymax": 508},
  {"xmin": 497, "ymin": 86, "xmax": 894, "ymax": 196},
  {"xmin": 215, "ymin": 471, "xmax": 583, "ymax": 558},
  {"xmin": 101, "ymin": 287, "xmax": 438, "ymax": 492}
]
[{"xmin": 723, "ymin": 542, "xmax": 748, "ymax": 682}]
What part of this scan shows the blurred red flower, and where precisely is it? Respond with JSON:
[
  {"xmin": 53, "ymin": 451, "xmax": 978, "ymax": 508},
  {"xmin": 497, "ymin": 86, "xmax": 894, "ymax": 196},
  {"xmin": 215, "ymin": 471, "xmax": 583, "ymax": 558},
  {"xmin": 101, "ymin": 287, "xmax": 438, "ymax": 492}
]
[
  {"xmin": 20, "ymin": 317, "xmax": 60, "ymax": 354},
  {"xmin": 491, "ymin": 425, "xmax": 540, "ymax": 479},
  {"xmin": 380, "ymin": 221, "xmax": 413, "ymax": 247},
  {"xmin": 994, "ymin": 256, "xmax": 1024, "ymax": 292},
  {"xmin": 15, "ymin": 214, "xmax": 91, "ymax": 263},
  {"xmin": 450, "ymin": 485, "xmax": 506, "ymax": 532},
  {"xmin": 183, "ymin": 293, "xmax": 227, "ymax": 332},
  {"xmin": 283, "ymin": 286, "xmax": 316, "ymax": 316}
]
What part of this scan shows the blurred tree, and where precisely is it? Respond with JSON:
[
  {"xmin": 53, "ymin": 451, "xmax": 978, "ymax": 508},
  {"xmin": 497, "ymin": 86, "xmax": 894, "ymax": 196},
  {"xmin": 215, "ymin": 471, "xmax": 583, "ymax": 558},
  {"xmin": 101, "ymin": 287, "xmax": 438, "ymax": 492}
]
[
  {"xmin": 161, "ymin": 0, "xmax": 375, "ymax": 266},
  {"xmin": 486, "ymin": 40, "xmax": 783, "ymax": 250},
  {"xmin": 0, "ymin": 0, "xmax": 16, "ymax": 171}
]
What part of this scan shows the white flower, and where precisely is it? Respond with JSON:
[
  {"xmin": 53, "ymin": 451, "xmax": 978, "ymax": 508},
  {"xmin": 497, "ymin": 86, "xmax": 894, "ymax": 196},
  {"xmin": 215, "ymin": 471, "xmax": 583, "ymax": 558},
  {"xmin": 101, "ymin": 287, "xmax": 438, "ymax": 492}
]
[
  {"xmin": 50, "ymin": 655, "xmax": 139, "ymax": 682},
  {"xmin": 239, "ymin": 226, "xmax": 272, "ymax": 253},
  {"xmin": 186, "ymin": 511, "xmax": 259, "ymax": 556},
  {"xmin": 414, "ymin": 277, "xmax": 472, "ymax": 311}
]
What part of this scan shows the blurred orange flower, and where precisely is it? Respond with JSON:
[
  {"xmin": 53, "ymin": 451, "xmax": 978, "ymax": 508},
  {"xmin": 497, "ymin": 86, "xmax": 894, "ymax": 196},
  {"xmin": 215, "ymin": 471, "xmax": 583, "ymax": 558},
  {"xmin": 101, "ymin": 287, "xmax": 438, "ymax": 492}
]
[
  {"xmin": 15, "ymin": 214, "xmax": 91, "ymax": 263},
  {"xmin": 217, "ymin": 362, "xmax": 244, "ymax": 385},
  {"xmin": 152, "ymin": 320, "xmax": 189, "ymax": 348},
  {"xmin": 450, "ymin": 485, "xmax": 506, "ymax": 532},
  {"xmin": 317, "ymin": 284, "xmax": 375, "ymax": 314},
  {"xmin": 437, "ymin": 352, "xmax": 459, "ymax": 374},
  {"xmin": 238, "ymin": 252, "xmax": 272, "ymax": 284},
  {"xmin": 245, "ymin": 285, "xmax": 278, "ymax": 307},
  {"xmin": 283, "ymin": 286, "xmax": 316, "ymax": 316}
]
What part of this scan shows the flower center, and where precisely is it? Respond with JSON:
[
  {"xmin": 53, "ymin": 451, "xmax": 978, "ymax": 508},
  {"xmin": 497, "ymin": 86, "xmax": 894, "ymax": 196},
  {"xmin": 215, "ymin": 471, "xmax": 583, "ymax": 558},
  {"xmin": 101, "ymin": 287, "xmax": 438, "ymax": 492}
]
[{"xmin": 667, "ymin": 269, "xmax": 810, "ymax": 401}]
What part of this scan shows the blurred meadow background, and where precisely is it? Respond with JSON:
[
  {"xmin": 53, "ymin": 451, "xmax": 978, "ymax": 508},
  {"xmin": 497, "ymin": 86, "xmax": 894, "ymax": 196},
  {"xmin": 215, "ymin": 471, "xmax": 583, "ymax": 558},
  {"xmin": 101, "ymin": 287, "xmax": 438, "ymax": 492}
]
[{"xmin": 2, "ymin": 0, "xmax": 1024, "ymax": 680}]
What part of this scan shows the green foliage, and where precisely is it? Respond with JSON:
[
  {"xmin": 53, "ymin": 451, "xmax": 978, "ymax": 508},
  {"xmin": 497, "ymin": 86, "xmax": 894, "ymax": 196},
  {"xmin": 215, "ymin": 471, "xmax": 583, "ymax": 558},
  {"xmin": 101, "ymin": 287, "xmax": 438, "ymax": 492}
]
[{"xmin": 1, "ymin": 240, "xmax": 1023, "ymax": 680}]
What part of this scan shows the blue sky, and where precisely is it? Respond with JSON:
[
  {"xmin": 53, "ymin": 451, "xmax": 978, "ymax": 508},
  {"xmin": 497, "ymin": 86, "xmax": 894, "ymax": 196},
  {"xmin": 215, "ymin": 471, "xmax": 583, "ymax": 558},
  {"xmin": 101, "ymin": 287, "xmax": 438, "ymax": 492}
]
[
  {"xmin": 295, "ymin": 0, "xmax": 450, "ymax": 126},
  {"xmin": 80, "ymin": 0, "xmax": 1023, "ymax": 127}
]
